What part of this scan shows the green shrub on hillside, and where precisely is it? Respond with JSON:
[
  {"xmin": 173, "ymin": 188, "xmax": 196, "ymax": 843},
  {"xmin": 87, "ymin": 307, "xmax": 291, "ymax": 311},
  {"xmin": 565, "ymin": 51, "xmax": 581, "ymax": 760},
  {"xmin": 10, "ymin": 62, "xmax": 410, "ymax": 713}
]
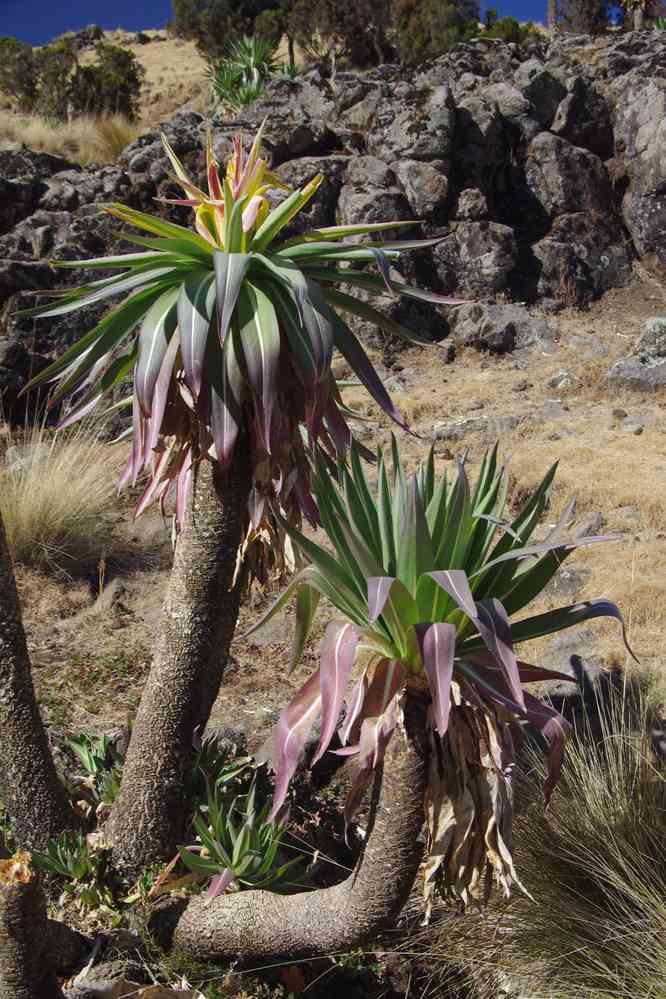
[
  {"xmin": 0, "ymin": 36, "xmax": 144, "ymax": 121},
  {"xmin": 0, "ymin": 37, "xmax": 38, "ymax": 112},
  {"xmin": 483, "ymin": 9, "xmax": 540, "ymax": 43},
  {"xmin": 171, "ymin": 0, "xmax": 281, "ymax": 61},
  {"xmin": 390, "ymin": 0, "xmax": 480, "ymax": 64},
  {"xmin": 288, "ymin": 0, "xmax": 394, "ymax": 66},
  {"xmin": 69, "ymin": 44, "xmax": 144, "ymax": 120}
]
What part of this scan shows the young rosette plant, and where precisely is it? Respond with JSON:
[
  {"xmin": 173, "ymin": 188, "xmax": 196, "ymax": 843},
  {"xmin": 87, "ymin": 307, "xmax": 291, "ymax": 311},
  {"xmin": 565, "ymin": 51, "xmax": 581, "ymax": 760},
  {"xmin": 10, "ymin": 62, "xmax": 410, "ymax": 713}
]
[
  {"xmin": 20, "ymin": 124, "xmax": 454, "ymax": 571},
  {"xmin": 247, "ymin": 441, "xmax": 634, "ymax": 911},
  {"xmin": 179, "ymin": 776, "xmax": 301, "ymax": 896}
]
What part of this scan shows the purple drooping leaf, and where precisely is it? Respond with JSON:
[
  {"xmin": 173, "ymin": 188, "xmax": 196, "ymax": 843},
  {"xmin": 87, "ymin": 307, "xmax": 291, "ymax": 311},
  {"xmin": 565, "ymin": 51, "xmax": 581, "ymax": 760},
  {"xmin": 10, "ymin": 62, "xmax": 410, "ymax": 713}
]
[
  {"xmin": 524, "ymin": 692, "xmax": 571, "ymax": 806},
  {"xmin": 175, "ymin": 446, "xmax": 193, "ymax": 528},
  {"xmin": 312, "ymin": 622, "xmax": 360, "ymax": 765},
  {"xmin": 270, "ymin": 669, "xmax": 321, "ymax": 820},
  {"xmin": 56, "ymin": 391, "xmax": 103, "ymax": 430},
  {"xmin": 476, "ymin": 598, "xmax": 524, "ymax": 711},
  {"xmin": 333, "ymin": 321, "xmax": 409, "ymax": 431},
  {"xmin": 206, "ymin": 867, "xmax": 235, "ymax": 898},
  {"xmin": 367, "ymin": 576, "xmax": 396, "ymax": 624},
  {"xmin": 134, "ymin": 443, "xmax": 174, "ymax": 519},
  {"xmin": 338, "ymin": 668, "xmax": 368, "ymax": 747},
  {"xmin": 517, "ymin": 663, "xmax": 575, "ymax": 684},
  {"xmin": 130, "ymin": 388, "xmax": 146, "ymax": 485},
  {"xmin": 416, "ymin": 622, "xmax": 456, "ymax": 737},
  {"xmin": 343, "ymin": 682, "xmax": 404, "ymax": 834},
  {"xmin": 430, "ymin": 571, "xmax": 524, "ymax": 706},
  {"xmin": 146, "ymin": 329, "xmax": 180, "ymax": 457},
  {"xmin": 356, "ymin": 659, "xmax": 405, "ymax": 768}
]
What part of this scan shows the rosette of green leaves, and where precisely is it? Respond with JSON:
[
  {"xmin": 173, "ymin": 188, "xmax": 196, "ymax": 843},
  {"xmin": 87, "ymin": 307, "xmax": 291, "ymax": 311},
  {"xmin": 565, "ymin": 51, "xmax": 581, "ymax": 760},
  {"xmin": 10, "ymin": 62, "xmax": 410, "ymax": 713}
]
[
  {"xmin": 20, "ymin": 126, "xmax": 459, "ymax": 558},
  {"xmin": 248, "ymin": 440, "xmax": 634, "ymax": 822},
  {"xmin": 179, "ymin": 777, "xmax": 300, "ymax": 896},
  {"xmin": 67, "ymin": 732, "xmax": 123, "ymax": 810}
]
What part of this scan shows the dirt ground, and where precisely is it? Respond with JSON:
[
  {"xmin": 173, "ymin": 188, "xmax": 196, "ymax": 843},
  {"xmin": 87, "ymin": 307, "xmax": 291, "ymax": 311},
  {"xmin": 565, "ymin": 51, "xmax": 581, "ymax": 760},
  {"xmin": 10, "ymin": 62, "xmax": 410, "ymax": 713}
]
[{"xmin": 14, "ymin": 269, "xmax": 666, "ymax": 747}]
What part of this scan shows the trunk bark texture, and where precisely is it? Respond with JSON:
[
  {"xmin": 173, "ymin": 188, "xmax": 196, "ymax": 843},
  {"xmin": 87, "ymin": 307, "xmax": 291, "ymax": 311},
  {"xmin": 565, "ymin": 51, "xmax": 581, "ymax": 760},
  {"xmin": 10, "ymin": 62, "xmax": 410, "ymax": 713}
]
[
  {"xmin": 0, "ymin": 513, "xmax": 78, "ymax": 850},
  {"xmin": 634, "ymin": 6, "xmax": 645, "ymax": 29},
  {"xmin": 151, "ymin": 692, "xmax": 428, "ymax": 960},
  {"xmin": 0, "ymin": 855, "xmax": 64, "ymax": 999},
  {"xmin": 110, "ymin": 452, "xmax": 251, "ymax": 873},
  {"xmin": 548, "ymin": 0, "xmax": 558, "ymax": 30}
]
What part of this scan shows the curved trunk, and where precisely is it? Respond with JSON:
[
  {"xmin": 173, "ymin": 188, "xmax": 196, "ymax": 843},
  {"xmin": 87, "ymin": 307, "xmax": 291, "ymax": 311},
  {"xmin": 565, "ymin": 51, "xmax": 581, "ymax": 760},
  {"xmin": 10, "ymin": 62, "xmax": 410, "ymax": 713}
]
[
  {"xmin": 0, "ymin": 856, "xmax": 64, "ymax": 999},
  {"xmin": 110, "ymin": 452, "xmax": 251, "ymax": 873},
  {"xmin": 0, "ymin": 513, "xmax": 78, "ymax": 850},
  {"xmin": 150, "ymin": 692, "xmax": 427, "ymax": 960}
]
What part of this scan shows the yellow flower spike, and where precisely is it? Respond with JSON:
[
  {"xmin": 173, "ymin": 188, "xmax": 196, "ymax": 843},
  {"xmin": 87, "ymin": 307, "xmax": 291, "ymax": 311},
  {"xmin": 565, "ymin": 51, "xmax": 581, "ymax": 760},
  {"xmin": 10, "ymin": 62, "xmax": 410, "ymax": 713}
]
[
  {"xmin": 226, "ymin": 134, "xmax": 244, "ymax": 192},
  {"xmin": 206, "ymin": 129, "xmax": 224, "ymax": 203}
]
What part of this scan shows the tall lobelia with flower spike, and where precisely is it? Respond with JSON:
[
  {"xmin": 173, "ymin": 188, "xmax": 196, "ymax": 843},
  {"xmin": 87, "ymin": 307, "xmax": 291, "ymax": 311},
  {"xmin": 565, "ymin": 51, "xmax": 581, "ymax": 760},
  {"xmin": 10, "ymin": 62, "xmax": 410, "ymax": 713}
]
[
  {"xmin": 22, "ymin": 123, "xmax": 461, "ymax": 580},
  {"xmin": 247, "ymin": 441, "xmax": 635, "ymax": 914}
]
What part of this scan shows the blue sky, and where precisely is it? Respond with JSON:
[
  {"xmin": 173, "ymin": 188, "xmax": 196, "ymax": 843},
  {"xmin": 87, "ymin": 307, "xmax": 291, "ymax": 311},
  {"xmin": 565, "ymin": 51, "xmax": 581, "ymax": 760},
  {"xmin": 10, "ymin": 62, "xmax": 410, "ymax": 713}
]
[{"xmin": 1, "ymin": 1, "xmax": 547, "ymax": 46}]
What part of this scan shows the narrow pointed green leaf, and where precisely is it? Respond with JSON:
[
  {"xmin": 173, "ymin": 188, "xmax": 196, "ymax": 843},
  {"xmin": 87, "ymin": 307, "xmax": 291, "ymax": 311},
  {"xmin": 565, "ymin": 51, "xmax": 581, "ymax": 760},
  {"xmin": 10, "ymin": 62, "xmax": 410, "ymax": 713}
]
[
  {"xmin": 291, "ymin": 583, "xmax": 320, "ymax": 672},
  {"xmin": 236, "ymin": 282, "xmax": 281, "ymax": 451},
  {"xmin": 323, "ymin": 287, "xmax": 435, "ymax": 346},
  {"xmin": 21, "ymin": 265, "xmax": 183, "ymax": 319},
  {"xmin": 178, "ymin": 270, "xmax": 215, "ymax": 398},
  {"xmin": 214, "ymin": 251, "xmax": 251, "ymax": 345},
  {"xmin": 135, "ymin": 286, "xmax": 179, "ymax": 415}
]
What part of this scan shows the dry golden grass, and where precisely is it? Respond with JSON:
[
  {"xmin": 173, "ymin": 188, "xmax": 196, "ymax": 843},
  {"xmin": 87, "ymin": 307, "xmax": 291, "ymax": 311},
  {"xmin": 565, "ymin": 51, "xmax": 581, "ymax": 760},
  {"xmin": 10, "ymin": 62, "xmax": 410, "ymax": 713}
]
[
  {"xmin": 0, "ymin": 110, "xmax": 140, "ymax": 165},
  {"xmin": 0, "ymin": 419, "xmax": 122, "ymax": 572}
]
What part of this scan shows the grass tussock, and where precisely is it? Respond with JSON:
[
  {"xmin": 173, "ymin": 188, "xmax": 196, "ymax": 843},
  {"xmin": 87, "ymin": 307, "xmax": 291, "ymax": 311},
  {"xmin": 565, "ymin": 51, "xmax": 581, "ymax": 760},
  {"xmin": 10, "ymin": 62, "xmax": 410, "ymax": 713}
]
[
  {"xmin": 0, "ymin": 419, "xmax": 122, "ymax": 572},
  {"xmin": 0, "ymin": 110, "xmax": 140, "ymax": 165},
  {"xmin": 415, "ymin": 675, "xmax": 666, "ymax": 999}
]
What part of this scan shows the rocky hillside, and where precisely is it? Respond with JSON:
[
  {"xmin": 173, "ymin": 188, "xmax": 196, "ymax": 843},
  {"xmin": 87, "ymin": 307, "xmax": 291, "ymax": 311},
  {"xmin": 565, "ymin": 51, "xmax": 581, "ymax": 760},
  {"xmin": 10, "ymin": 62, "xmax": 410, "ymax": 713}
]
[{"xmin": 1, "ymin": 29, "xmax": 666, "ymax": 413}]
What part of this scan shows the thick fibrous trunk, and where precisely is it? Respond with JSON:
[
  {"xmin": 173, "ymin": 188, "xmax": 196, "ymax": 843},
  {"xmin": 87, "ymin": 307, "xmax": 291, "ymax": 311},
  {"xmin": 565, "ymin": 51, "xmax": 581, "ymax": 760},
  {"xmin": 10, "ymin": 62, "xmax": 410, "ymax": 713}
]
[
  {"xmin": 110, "ymin": 452, "xmax": 251, "ymax": 873},
  {"xmin": 548, "ymin": 0, "xmax": 558, "ymax": 30},
  {"xmin": 151, "ymin": 693, "xmax": 428, "ymax": 960},
  {"xmin": 634, "ymin": 6, "xmax": 645, "ymax": 29},
  {"xmin": 0, "ymin": 855, "xmax": 64, "ymax": 999},
  {"xmin": 0, "ymin": 513, "xmax": 78, "ymax": 850}
]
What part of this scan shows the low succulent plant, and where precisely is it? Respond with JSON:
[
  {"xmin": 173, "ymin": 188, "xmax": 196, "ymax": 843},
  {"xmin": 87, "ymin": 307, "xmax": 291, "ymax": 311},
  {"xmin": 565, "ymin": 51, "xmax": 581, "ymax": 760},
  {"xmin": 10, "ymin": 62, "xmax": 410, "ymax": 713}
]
[{"xmin": 179, "ymin": 776, "xmax": 301, "ymax": 895}]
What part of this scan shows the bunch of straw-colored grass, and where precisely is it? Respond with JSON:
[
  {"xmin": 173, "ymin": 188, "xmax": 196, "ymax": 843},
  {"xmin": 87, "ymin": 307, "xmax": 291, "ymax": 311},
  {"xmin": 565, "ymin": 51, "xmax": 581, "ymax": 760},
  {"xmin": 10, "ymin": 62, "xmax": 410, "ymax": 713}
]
[
  {"xmin": 0, "ymin": 418, "xmax": 121, "ymax": 572},
  {"xmin": 0, "ymin": 111, "xmax": 139, "ymax": 164}
]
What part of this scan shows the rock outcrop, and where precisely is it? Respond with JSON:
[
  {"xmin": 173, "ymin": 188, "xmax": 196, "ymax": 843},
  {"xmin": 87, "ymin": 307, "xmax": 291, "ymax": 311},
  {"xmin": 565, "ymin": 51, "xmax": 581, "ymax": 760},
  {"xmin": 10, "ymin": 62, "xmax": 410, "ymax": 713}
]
[{"xmin": 1, "ymin": 29, "xmax": 666, "ymax": 414}]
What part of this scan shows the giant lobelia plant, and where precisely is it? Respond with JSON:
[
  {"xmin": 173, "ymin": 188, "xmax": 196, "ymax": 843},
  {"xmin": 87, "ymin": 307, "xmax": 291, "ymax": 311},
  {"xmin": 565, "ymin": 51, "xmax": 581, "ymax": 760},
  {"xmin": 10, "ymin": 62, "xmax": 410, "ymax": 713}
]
[
  {"xmin": 248, "ymin": 441, "xmax": 634, "ymax": 913},
  {"xmin": 9, "ymin": 124, "xmax": 459, "ymax": 875},
  {"xmin": 22, "ymin": 124, "xmax": 450, "ymax": 572}
]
